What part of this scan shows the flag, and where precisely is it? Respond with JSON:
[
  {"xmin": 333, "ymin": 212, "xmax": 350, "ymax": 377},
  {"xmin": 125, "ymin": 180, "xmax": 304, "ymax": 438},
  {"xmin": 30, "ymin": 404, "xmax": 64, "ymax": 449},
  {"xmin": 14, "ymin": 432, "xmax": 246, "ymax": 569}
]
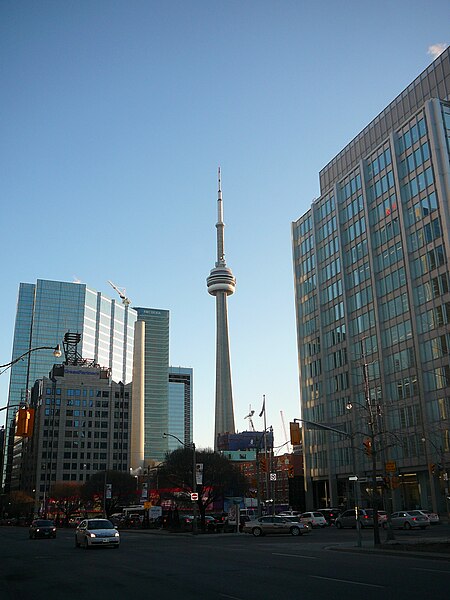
[{"xmin": 259, "ymin": 396, "xmax": 265, "ymax": 418}]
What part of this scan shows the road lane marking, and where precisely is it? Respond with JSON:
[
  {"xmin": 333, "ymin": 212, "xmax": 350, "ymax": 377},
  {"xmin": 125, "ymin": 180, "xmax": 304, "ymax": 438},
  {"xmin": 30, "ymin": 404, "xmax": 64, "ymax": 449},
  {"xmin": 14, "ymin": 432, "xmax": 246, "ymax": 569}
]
[
  {"xmin": 219, "ymin": 595, "xmax": 244, "ymax": 600},
  {"xmin": 272, "ymin": 552, "xmax": 319, "ymax": 559},
  {"xmin": 414, "ymin": 567, "xmax": 450, "ymax": 574},
  {"xmin": 310, "ymin": 575, "xmax": 385, "ymax": 588}
]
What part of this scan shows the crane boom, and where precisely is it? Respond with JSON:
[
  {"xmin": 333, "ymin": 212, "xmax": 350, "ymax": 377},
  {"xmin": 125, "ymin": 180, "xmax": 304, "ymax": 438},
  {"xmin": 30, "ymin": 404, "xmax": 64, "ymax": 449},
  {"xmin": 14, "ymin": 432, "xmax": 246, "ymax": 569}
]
[
  {"xmin": 244, "ymin": 405, "xmax": 255, "ymax": 431},
  {"xmin": 108, "ymin": 280, "xmax": 131, "ymax": 306},
  {"xmin": 280, "ymin": 410, "xmax": 291, "ymax": 451}
]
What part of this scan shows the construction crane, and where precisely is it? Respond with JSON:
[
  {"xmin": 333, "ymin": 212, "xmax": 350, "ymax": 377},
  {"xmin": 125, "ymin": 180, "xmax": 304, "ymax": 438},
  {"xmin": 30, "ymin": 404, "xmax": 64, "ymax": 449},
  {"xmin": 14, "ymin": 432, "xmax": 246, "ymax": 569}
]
[
  {"xmin": 108, "ymin": 280, "xmax": 131, "ymax": 306},
  {"xmin": 244, "ymin": 405, "xmax": 255, "ymax": 431},
  {"xmin": 280, "ymin": 410, "xmax": 291, "ymax": 453}
]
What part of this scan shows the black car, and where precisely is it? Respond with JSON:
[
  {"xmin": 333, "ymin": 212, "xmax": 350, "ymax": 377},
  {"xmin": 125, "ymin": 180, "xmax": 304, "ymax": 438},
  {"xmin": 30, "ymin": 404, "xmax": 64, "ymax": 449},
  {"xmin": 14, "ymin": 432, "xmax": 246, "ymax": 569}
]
[
  {"xmin": 29, "ymin": 519, "xmax": 57, "ymax": 539},
  {"xmin": 316, "ymin": 508, "xmax": 340, "ymax": 525}
]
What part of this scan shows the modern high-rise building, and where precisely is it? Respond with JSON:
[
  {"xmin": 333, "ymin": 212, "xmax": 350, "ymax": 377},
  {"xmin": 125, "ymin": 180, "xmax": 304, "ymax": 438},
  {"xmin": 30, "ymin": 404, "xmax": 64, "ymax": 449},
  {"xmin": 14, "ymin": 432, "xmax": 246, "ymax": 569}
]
[
  {"xmin": 168, "ymin": 367, "xmax": 193, "ymax": 451},
  {"xmin": 133, "ymin": 307, "xmax": 170, "ymax": 463},
  {"xmin": 21, "ymin": 360, "xmax": 132, "ymax": 511},
  {"xmin": 292, "ymin": 48, "xmax": 450, "ymax": 513},
  {"xmin": 2, "ymin": 279, "xmax": 136, "ymax": 491},
  {"xmin": 207, "ymin": 169, "xmax": 236, "ymax": 449}
]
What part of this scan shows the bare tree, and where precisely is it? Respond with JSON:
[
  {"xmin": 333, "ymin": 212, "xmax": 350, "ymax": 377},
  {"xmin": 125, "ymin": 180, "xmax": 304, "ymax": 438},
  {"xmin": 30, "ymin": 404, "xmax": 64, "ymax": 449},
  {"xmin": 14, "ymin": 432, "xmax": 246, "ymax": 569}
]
[{"xmin": 158, "ymin": 448, "xmax": 248, "ymax": 529}]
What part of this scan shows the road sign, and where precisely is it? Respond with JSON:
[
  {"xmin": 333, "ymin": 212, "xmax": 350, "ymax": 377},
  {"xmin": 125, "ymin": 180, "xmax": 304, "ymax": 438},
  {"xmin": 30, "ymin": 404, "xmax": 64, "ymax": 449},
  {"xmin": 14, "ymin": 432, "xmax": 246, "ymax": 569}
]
[
  {"xmin": 357, "ymin": 477, "xmax": 368, "ymax": 483},
  {"xmin": 385, "ymin": 461, "xmax": 396, "ymax": 473},
  {"xmin": 190, "ymin": 492, "xmax": 199, "ymax": 501},
  {"xmin": 270, "ymin": 473, "xmax": 277, "ymax": 481},
  {"xmin": 348, "ymin": 476, "xmax": 358, "ymax": 481}
]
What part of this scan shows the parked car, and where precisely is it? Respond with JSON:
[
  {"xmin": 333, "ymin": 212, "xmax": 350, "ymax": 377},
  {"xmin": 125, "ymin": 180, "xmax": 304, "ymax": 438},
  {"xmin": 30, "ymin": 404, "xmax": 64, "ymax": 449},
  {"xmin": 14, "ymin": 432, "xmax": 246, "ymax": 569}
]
[
  {"xmin": 299, "ymin": 511, "xmax": 327, "ymax": 528},
  {"xmin": 282, "ymin": 516, "xmax": 311, "ymax": 531},
  {"xmin": 29, "ymin": 519, "xmax": 56, "ymax": 539},
  {"xmin": 417, "ymin": 510, "xmax": 440, "ymax": 525},
  {"xmin": 335, "ymin": 508, "xmax": 375, "ymax": 528},
  {"xmin": 242, "ymin": 515, "xmax": 310, "ymax": 537},
  {"xmin": 316, "ymin": 508, "xmax": 340, "ymax": 525},
  {"xmin": 277, "ymin": 511, "xmax": 301, "ymax": 517},
  {"xmin": 75, "ymin": 518, "xmax": 120, "ymax": 549},
  {"xmin": 389, "ymin": 511, "xmax": 430, "ymax": 530}
]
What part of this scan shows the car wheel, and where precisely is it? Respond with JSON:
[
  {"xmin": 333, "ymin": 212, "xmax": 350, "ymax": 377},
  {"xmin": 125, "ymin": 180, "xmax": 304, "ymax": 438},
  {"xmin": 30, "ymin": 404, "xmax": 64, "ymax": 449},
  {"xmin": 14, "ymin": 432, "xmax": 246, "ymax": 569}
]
[
  {"xmin": 403, "ymin": 522, "xmax": 411, "ymax": 530},
  {"xmin": 252, "ymin": 527, "xmax": 263, "ymax": 537},
  {"xmin": 83, "ymin": 537, "xmax": 90, "ymax": 549},
  {"xmin": 335, "ymin": 521, "xmax": 342, "ymax": 529},
  {"xmin": 290, "ymin": 527, "xmax": 301, "ymax": 536}
]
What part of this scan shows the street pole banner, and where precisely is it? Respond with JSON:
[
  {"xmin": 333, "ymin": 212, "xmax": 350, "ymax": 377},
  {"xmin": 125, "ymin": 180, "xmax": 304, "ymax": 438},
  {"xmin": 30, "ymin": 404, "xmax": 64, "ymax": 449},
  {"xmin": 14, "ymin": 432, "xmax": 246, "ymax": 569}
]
[
  {"xmin": 196, "ymin": 463, "xmax": 203, "ymax": 485},
  {"xmin": 105, "ymin": 483, "xmax": 112, "ymax": 499},
  {"xmin": 141, "ymin": 483, "xmax": 148, "ymax": 499}
]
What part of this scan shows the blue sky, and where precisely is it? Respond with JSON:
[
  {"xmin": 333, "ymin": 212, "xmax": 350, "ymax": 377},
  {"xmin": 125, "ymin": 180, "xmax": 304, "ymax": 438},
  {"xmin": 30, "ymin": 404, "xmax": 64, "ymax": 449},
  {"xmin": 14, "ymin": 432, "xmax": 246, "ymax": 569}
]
[{"xmin": 0, "ymin": 0, "xmax": 448, "ymax": 450}]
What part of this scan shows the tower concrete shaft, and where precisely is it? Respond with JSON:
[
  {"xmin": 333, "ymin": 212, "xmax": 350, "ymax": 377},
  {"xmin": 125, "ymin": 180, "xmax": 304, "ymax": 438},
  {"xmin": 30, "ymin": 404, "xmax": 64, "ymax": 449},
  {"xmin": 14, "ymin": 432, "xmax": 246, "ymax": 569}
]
[{"xmin": 207, "ymin": 169, "xmax": 236, "ymax": 449}]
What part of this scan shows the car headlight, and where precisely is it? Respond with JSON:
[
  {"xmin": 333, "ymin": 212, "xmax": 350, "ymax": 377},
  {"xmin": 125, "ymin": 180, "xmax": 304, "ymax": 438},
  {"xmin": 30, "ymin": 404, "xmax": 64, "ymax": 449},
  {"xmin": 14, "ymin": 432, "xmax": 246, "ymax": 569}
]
[
  {"xmin": 88, "ymin": 533, "xmax": 96, "ymax": 538},
  {"xmin": 52, "ymin": 528, "xmax": 56, "ymax": 532},
  {"xmin": 36, "ymin": 528, "xmax": 40, "ymax": 532},
  {"xmin": 114, "ymin": 532, "xmax": 120, "ymax": 537}
]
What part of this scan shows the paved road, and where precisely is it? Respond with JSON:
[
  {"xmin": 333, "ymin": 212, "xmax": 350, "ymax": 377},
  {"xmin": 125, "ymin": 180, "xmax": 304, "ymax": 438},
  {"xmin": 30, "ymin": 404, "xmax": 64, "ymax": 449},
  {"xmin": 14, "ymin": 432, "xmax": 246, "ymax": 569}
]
[{"xmin": 1, "ymin": 525, "xmax": 449, "ymax": 600}]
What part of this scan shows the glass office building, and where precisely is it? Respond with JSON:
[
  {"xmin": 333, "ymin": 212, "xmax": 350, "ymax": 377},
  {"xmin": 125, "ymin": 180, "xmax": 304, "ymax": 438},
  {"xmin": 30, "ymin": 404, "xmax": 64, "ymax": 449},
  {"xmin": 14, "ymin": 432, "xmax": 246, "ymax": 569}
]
[
  {"xmin": 134, "ymin": 307, "xmax": 170, "ymax": 462},
  {"xmin": 168, "ymin": 367, "xmax": 193, "ymax": 451},
  {"xmin": 292, "ymin": 49, "xmax": 450, "ymax": 513},
  {"xmin": 2, "ymin": 279, "xmax": 136, "ymax": 491}
]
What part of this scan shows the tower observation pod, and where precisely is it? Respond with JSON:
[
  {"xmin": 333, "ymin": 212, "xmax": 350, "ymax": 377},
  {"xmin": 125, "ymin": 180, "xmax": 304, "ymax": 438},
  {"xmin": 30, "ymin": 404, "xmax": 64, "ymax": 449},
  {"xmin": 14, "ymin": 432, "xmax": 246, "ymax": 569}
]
[{"xmin": 207, "ymin": 168, "xmax": 236, "ymax": 449}]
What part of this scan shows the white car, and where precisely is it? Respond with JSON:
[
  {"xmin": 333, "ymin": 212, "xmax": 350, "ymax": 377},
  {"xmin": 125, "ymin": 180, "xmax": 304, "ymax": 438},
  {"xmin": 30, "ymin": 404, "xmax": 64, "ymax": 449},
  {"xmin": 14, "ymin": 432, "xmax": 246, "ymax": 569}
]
[
  {"xmin": 75, "ymin": 518, "xmax": 120, "ymax": 549},
  {"xmin": 390, "ymin": 511, "xmax": 430, "ymax": 530},
  {"xmin": 299, "ymin": 511, "xmax": 327, "ymax": 528},
  {"xmin": 417, "ymin": 510, "xmax": 440, "ymax": 525}
]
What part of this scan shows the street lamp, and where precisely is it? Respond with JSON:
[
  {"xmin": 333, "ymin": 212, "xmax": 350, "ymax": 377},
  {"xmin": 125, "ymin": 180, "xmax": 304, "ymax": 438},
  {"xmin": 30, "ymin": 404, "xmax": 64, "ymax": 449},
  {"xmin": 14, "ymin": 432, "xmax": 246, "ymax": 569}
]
[
  {"xmin": 0, "ymin": 343, "xmax": 62, "ymax": 373},
  {"xmin": 163, "ymin": 432, "xmax": 198, "ymax": 535},
  {"xmin": 345, "ymin": 395, "xmax": 386, "ymax": 546}
]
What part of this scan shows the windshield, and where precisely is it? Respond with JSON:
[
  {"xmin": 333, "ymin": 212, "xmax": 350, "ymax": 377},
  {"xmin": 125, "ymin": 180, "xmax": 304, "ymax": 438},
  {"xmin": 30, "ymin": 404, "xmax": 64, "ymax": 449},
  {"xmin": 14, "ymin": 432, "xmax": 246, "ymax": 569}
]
[
  {"xmin": 34, "ymin": 520, "xmax": 54, "ymax": 527},
  {"xmin": 87, "ymin": 520, "xmax": 115, "ymax": 530}
]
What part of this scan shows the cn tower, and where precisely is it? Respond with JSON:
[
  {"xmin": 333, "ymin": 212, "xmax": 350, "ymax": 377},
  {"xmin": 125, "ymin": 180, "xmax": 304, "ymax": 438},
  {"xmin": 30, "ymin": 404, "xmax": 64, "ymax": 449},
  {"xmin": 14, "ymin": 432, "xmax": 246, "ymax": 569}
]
[{"xmin": 207, "ymin": 168, "xmax": 236, "ymax": 449}]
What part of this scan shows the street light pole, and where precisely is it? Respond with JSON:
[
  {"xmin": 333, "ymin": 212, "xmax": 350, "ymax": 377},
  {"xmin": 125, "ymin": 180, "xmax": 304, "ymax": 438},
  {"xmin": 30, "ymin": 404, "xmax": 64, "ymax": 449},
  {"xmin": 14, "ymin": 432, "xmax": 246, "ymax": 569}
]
[
  {"xmin": 163, "ymin": 433, "xmax": 198, "ymax": 535},
  {"xmin": 294, "ymin": 417, "xmax": 362, "ymax": 547}
]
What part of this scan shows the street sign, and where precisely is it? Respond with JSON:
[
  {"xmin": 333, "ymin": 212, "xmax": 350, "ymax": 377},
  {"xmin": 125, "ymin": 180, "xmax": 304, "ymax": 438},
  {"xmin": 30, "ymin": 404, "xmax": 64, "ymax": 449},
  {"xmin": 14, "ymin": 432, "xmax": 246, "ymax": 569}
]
[
  {"xmin": 348, "ymin": 476, "xmax": 358, "ymax": 481},
  {"xmin": 385, "ymin": 461, "xmax": 396, "ymax": 473},
  {"xmin": 190, "ymin": 492, "xmax": 199, "ymax": 501},
  {"xmin": 357, "ymin": 477, "xmax": 368, "ymax": 483},
  {"xmin": 270, "ymin": 473, "xmax": 277, "ymax": 481},
  {"xmin": 149, "ymin": 506, "xmax": 162, "ymax": 519}
]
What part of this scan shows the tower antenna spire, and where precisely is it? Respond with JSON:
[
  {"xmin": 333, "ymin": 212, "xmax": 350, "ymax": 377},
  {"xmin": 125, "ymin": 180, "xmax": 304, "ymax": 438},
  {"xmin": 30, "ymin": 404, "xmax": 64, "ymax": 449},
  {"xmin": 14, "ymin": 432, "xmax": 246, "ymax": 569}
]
[{"xmin": 216, "ymin": 166, "xmax": 225, "ymax": 266}]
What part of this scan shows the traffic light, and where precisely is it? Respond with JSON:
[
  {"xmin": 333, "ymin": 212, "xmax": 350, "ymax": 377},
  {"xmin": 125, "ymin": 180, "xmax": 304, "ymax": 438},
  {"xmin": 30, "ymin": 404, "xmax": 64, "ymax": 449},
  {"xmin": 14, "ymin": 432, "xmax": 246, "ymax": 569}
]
[
  {"xmin": 363, "ymin": 438, "xmax": 372, "ymax": 456},
  {"xmin": 289, "ymin": 422, "xmax": 301, "ymax": 446},
  {"xmin": 15, "ymin": 408, "xmax": 35, "ymax": 437}
]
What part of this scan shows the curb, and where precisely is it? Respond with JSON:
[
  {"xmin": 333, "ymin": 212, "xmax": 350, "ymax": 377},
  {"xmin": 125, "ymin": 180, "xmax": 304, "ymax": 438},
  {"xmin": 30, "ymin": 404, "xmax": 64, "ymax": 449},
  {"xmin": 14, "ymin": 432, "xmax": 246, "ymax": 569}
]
[{"xmin": 327, "ymin": 544, "xmax": 450, "ymax": 561}]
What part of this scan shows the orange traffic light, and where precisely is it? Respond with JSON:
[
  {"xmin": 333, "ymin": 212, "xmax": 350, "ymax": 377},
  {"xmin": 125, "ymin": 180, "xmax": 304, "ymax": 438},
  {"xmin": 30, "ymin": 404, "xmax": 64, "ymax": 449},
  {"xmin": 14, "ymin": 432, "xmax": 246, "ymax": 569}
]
[
  {"xmin": 363, "ymin": 438, "xmax": 372, "ymax": 456},
  {"xmin": 16, "ymin": 408, "xmax": 35, "ymax": 437},
  {"xmin": 289, "ymin": 422, "xmax": 301, "ymax": 446}
]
